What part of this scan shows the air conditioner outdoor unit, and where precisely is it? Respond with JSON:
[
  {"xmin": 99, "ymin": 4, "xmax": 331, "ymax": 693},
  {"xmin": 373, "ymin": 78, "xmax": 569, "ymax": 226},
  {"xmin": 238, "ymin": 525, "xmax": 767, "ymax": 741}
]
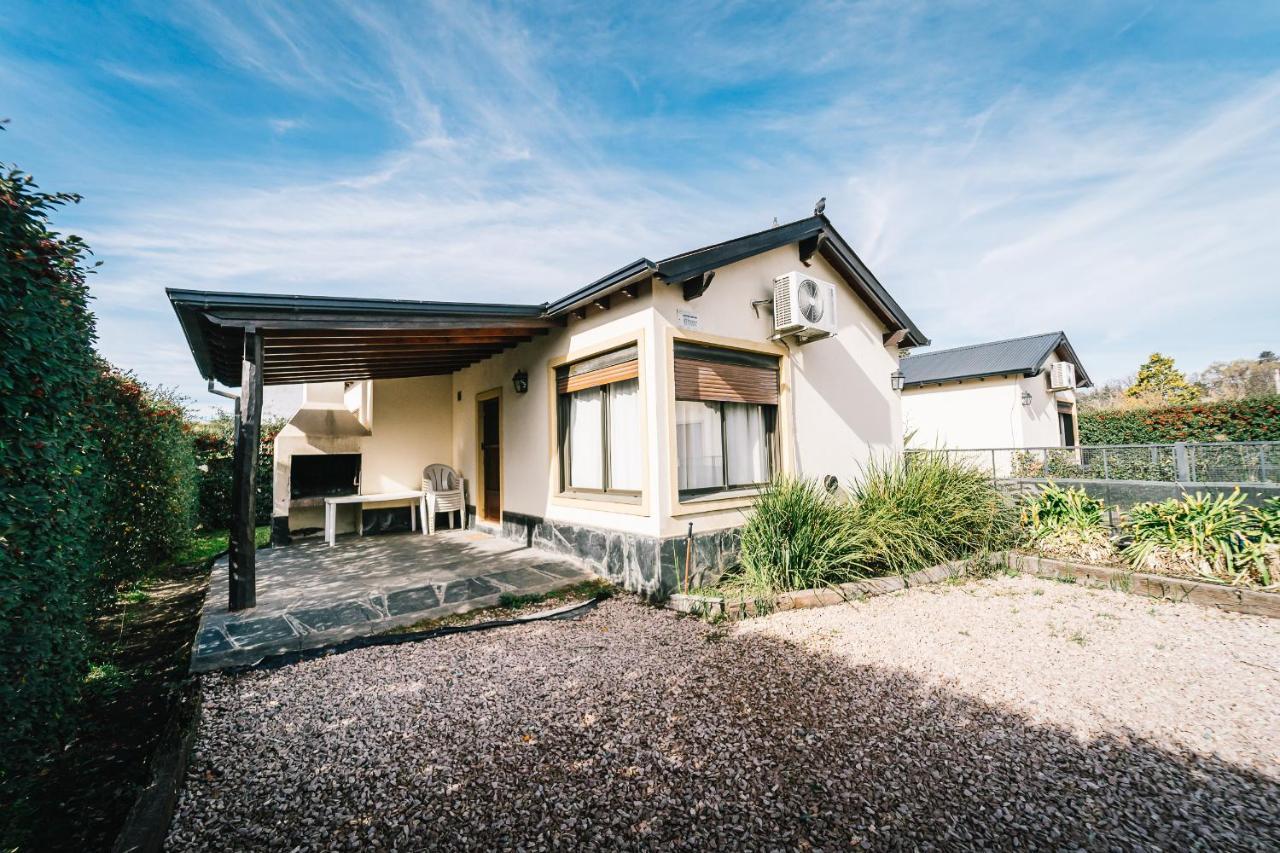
[
  {"xmin": 1047, "ymin": 361, "xmax": 1076, "ymax": 391},
  {"xmin": 773, "ymin": 271, "xmax": 837, "ymax": 341}
]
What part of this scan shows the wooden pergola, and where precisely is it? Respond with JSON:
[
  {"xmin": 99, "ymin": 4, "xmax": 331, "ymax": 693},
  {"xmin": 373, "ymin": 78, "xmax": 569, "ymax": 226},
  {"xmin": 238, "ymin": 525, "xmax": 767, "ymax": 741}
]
[{"xmin": 168, "ymin": 289, "xmax": 561, "ymax": 611}]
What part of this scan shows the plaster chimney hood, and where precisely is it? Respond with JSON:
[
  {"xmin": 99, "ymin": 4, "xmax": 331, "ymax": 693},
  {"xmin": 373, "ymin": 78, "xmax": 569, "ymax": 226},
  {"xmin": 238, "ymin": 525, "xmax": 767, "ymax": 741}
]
[{"xmin": 287, "ymin": 382, "xmax": 372, "ymax": 438}]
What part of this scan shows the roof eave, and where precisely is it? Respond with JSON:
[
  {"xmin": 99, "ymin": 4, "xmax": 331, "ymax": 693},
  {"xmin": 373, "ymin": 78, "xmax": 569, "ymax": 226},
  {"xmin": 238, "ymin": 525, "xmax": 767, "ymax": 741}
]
[{"xmin": 544, "ymin": 259, "xmax": 655, "ymax": 316}]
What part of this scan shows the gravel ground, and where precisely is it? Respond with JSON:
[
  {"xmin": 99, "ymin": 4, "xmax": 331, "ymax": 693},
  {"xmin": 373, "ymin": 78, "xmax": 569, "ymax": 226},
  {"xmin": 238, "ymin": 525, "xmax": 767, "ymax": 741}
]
[{"xmin": 168, "ymin": 578, "xmax": 1280, "ymax": 851}]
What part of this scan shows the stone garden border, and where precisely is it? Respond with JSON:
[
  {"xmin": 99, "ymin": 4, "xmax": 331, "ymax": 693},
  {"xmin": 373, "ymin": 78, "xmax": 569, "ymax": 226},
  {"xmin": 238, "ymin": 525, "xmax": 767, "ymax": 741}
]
[
  {"xmin": 1010, "ymin": 553, "xmax": 1280, "ymax": 619},
  {"xmin": 667, "ymin": 552, "xmax": 1280, "ymax": 622}
]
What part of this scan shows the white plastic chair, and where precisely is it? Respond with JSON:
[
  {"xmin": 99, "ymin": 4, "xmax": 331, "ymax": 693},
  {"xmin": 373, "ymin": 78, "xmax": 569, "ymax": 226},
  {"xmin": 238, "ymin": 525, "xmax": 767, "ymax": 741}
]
[{"xmin": 421, "ymin": 464, "xmax": 465, "ymax": 534}]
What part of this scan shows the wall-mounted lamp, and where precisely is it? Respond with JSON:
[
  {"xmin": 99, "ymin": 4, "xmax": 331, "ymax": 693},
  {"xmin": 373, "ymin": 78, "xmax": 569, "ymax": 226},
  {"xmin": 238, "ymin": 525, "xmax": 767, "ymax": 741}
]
[
  {"xmin": 1021, "ymin": 391, "xmax": 1033, "ymax": 407},
  {"xmin": 890, "ymin": 369, "xmax": 905, "ymax": 392},
  {"xmin": 512, "ymin": 369, "xmax": 529, "ymax": 394}
]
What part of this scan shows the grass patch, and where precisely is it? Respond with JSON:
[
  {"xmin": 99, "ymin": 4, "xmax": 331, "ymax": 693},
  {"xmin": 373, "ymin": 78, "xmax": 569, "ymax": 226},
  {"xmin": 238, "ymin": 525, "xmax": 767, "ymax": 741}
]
[
  {"xmin": 83, "ymin": 662, "xmax": 131, "ymax": 694},
  {"xmin": 173, "ymin": 525, "xmax": 270, "ymax": 567}
]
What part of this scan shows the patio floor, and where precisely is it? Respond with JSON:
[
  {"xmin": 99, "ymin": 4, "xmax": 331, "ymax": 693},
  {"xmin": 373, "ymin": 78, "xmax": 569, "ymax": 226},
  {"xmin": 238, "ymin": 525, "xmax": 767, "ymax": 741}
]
[{"xmin": 191, "ymin": 529, "xmax": 595, "ymax": 671}]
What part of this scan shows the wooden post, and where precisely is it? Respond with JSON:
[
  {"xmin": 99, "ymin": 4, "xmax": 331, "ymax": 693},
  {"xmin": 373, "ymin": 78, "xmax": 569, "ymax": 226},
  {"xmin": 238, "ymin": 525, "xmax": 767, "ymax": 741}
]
[{"xmin": 228, "ymin": 330, "xmax": 264, "ymax": 611}]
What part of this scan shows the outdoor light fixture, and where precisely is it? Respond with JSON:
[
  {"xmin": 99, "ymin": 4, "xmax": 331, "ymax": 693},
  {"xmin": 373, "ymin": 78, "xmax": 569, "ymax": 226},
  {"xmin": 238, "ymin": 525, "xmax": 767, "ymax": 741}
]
[
  {"xmin": 512, "ymin": 369, "xmax": 529, "ymax": 394},
  {"xmin": 890, "ymin": 369, "xmax": 905, "ymax": 392},
  {"xmin": 1021, "ymin": 391, "xmax": 1033, "ymax": 407}
]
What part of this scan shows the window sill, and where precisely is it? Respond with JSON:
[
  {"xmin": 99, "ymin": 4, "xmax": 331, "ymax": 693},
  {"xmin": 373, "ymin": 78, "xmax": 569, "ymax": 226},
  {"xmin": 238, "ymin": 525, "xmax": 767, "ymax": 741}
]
[
  {"xmin": 678, "ymin": 487, "xmax": 763, "ymax": 505},
  {"xmin": 556, "ymin": 490, "xmax": 642, "ymax": 506}
]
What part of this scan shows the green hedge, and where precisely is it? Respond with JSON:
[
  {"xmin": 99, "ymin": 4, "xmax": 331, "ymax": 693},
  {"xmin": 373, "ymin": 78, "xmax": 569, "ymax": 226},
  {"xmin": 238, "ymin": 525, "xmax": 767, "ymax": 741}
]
[
  {"xmin": 91, "ymin": 368, "xmax": 198, "ymax": 592},
  {"xmin": 191, "ymin": 415, "xmax": 281, "ymax": 531},
  {"xmin": 0, "ymin": 165, "xmax": 103, "ymax": 794},
  {"xmin": 1080, "ymin": 397, "xmax": 1280, "ymax": 445},
  {"xmin": 1, "ymin": 165, "xmax": 199, "ymax": 800}
]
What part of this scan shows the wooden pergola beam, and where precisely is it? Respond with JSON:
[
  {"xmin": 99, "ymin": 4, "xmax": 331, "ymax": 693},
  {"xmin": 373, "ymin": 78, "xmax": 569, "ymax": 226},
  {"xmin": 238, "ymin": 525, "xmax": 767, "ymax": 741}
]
[
  {"xmin": 262, "ymin": 365, "xmax": 476, "ymax": 384},
  {"xmin": 261, "ymin": 348, "xmax": 507, "ymax": 365},
  {"xmin": 263, "ymin": 327, "xmax": 548, "ymax": 342},
  {"xmin": 228, "ymin": 330, "xmax": 264, "ymax": 611}
]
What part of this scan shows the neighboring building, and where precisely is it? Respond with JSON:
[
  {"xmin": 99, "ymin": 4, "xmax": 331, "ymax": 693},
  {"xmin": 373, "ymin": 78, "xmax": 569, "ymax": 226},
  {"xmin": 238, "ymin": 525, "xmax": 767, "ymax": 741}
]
[
  {"xmin": 170, "ymin": 214, "xmax": 928, "ymax": 597},
  {"xmin": 900, "ymin": 331, "xmax": 1092, "ymax": 453}
]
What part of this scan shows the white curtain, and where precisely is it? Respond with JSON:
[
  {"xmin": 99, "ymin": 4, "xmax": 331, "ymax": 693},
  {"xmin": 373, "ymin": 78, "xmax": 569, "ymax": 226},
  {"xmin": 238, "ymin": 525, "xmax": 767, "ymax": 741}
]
[
  {"xmin": 568, "ymin": 387, "xmax": 603, "ymax": 489},
  {"xmin": 676, "ymin": 401, "xmax": 724, "ymax": 491},
  {"xmin": 607, "ymin": 379, "xmax": 642, "ymax": 490},
  {"xmin": 725, "ymin": 403, "xmax": 769, "ymax": 486}
]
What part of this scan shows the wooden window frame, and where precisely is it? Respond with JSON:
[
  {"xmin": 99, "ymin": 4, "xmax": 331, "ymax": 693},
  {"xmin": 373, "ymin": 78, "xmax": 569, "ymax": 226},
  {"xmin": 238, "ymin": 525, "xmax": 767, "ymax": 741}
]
[{"xmin": 557, "ymin": 372, "xmax": 642, "ymax": 500}]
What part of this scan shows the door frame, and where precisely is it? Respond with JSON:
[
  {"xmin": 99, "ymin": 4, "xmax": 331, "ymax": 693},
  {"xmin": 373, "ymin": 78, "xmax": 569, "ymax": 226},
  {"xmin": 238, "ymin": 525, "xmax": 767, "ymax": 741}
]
[{"xmin": 476, "ymin": 387, "xmax": 503, "ymax": 523}]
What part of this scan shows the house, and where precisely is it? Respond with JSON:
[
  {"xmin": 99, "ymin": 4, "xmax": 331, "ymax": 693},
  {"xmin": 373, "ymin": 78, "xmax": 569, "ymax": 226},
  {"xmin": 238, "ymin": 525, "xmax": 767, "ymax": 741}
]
[
  {"xmin": 169, "ymin": 213, "xmax": 928, "ymax": 601},
  {"xmin": 900, "ymin": 332, "xmax": 1092, "ymax": 454}
]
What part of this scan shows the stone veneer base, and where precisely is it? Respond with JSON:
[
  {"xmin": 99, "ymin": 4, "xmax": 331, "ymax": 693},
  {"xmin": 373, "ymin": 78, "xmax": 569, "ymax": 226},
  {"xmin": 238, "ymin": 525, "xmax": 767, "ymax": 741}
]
[{"xmin": 484, "ymin": 508, "xmax": 742, "ymax": 600}]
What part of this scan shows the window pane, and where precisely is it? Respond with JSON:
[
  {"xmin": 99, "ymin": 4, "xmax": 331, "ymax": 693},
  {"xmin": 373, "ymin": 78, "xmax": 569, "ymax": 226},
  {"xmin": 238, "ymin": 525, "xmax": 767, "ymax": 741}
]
[
  {"xmin": 676, "ymin": 400, "xmax": 724, "ymax": 491},
  {"xmin": 568, "ymin": 387, "xmax": 603, "ymax": 489},
  {"xmin": 607, "ymin": 379, "xmax": 642, "ymax": 491},
  {"xmin": 725, "ymin": 403, "xmax": 770, "ymax": 486}
]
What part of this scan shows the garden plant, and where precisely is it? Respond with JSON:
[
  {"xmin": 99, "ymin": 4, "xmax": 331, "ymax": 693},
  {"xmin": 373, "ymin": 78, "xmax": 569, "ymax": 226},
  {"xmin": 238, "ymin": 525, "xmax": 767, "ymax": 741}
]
[
  {"xmin": 732, "ymin": 453, "xmax": 1018, "ymax": 595},
  {"xmin": 1020, "ymin": 483, "xmax": 1116, "ymax": 564}
]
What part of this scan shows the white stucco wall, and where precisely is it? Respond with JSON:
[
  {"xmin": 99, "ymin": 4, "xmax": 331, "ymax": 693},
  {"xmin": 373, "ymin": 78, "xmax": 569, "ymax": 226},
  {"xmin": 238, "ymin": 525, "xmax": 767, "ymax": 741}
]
[
  {"xmin": 273, "ymin": 376, "xmax": 453, "ymax": 534},
  {"xmin": 449, "ymin": 297, "xmax": 665, "ymax": 538},
  {"xmin": 902, "ymin": 349, "xmax": 1080, "ymax": 455},
  {"xmin": 650, "ymin": 246, "xmax": 903, "ymax": 537},
  {"xmin": 903, "ymin": 376, "xmax": 1025, "ymax": 450}
]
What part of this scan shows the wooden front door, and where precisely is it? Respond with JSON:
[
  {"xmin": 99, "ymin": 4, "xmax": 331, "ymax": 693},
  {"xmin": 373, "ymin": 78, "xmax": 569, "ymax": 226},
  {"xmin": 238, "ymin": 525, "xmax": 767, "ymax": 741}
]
[{"xmin": 480, "ymin": 396, "xmax": 501, "ymax": 522}]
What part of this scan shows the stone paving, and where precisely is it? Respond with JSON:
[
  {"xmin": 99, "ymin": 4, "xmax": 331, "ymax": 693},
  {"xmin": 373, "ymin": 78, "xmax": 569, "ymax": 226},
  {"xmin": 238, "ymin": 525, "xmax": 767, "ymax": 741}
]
[{"xmin": 191, "ymin": 530, "xmax": 594, "ymax": 671}]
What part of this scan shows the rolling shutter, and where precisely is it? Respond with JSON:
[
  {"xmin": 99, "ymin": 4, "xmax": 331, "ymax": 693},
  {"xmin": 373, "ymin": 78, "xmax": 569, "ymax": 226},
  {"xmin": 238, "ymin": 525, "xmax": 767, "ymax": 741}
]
[
  {"xmin": 673, "ymin": 341, "xmax": 778, "ymax": 405},
  {"xmin": 556, "ymin": 344, "xmax": 639, "ymax": 394}
]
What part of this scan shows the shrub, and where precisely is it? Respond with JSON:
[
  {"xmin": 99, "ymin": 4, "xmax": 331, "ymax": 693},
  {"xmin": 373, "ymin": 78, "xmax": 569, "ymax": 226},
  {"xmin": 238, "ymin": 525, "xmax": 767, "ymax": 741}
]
[
  {"xmin": 732, "ymin": 454, "xmax": 1017, "ymax": 594},
  {"xmin": 1123, "ymin": 490, "xmax": 1276, "ymax": 588},
  {"xmin": 847, "ymin": 452, "xmax": 1018, "ymax": 576},
  {"xmin": 735, "ymin": 477, "xmax": 865, "ymax": 594},
  {"xmin": 90, "ymin": 368, "xmax": 198, "ymax": 592},
  {"xmin": 1079, "ymin": 397, "xmax": 1280, "ymax": 445},
  {"xmin": 1, "ymin": 161, "xmax": 202, "ymax": 804},
  {"xmin": 0, "ymin": 164, "xmax": 103, "ymax": 789},
  {"xmin": 190, "ymin": 413, "xmax": 282, "ymax": 531},
  {"xmin": 1021, "ymin": 483, "xmax": 1116, "ymax": 564}
]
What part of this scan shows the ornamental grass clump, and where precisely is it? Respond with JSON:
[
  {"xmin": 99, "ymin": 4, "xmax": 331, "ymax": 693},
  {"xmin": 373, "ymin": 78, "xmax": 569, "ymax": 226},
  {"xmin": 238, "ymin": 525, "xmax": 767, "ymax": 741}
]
[
  {"xmin": 1021, "ymin": 483, "xmax": 1117, "ymax": 564},
  {"xmin": 1123, "ymin": 490, "xmax": 1278, "ymax": 589},
  {"xmin": 732, "ymin": 454, "xmax": 1017, "ymax": 595},
  {"xmin": 845, "ymin": 452, "xmax": 1019, "ymax": 576},
  {"xmin": 734, "ymin": 477, "xmax": 864, "ymax": 595}
]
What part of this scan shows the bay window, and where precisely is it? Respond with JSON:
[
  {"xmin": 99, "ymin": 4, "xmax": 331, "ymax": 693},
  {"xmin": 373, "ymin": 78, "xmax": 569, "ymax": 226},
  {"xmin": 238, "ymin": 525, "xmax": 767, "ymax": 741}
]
[
  {"xmin": 674, "ymin": 342, "xmax": 778, "ymax": 497},
  {"xmin": 557, "ymin": 344, "xmax": 642, "ymax": 497}
]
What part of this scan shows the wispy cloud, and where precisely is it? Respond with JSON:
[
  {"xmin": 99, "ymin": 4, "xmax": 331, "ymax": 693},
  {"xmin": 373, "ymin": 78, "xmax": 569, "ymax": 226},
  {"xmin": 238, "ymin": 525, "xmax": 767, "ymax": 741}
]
[{"xmin": 3, "ymin": 0, "xmax": 1276, "ymax": 413}]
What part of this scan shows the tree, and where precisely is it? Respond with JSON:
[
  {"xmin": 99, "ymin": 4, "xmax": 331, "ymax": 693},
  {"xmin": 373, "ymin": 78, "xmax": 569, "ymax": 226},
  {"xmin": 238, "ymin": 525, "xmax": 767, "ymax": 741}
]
[
  {"xmin": 1194, "ymin": 353, "xmax": 1280, "ymax": 401},
  {"xmin": 1125, "ymin": 353, "xmax": 1199, "ymax": 405}
]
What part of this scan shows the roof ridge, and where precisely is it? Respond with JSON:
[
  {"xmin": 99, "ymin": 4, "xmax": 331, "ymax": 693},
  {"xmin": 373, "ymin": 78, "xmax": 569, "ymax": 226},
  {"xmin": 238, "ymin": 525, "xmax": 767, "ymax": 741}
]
[
  {"xmin": 656, "ymin": 215, "xmax": 820, "ymax": 265},
  {"xmin": 901, "ymin": 330, "xmax": 1062, "ymax": 360}
]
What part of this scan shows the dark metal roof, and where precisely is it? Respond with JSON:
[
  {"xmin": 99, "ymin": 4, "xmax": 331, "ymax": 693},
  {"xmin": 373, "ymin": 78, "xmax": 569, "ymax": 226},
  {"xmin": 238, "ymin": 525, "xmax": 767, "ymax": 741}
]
[
  {"xmin": 170, "ymin": 214, "xmax": 928, "ymax": 386},
  {"xmin": 899, "ymin": 331, "xmax": 1092, "ymax": 389},
  {"xmin": 544, "ymin": 215, "xmax": 927, "ymax": 347}
]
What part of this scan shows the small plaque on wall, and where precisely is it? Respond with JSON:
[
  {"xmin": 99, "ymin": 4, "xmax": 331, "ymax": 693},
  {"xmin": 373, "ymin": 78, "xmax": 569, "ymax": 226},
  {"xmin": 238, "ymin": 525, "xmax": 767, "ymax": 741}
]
[{"xmin": 676, "ymin": 309, "xmax": 700, "ymax": 330}]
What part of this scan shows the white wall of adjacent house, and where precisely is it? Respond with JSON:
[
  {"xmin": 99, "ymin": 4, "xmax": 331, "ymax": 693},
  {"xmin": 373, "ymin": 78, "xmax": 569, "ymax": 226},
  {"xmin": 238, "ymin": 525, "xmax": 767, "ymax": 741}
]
[
  {"xmin": 902, "ymin": 351, "xmax": 1079, "ymax": 457},
  {"xmin": 902, "ymin": 376, "xmax": 1025, "ymax": 450}
]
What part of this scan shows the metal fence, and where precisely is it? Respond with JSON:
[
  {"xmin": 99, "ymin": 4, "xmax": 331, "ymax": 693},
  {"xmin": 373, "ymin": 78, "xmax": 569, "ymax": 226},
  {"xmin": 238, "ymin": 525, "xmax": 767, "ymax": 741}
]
[{"xmin": 909, "ymin": 441, "xmax": 1280, "ymax": 508}]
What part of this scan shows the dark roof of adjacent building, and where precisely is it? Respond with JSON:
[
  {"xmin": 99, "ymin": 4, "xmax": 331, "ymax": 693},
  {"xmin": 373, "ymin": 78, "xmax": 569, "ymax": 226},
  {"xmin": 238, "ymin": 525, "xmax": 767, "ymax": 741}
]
[
  {"xmin": 170, "ymin": 214, "xmax": 928, "ymax": 386},
  {"xmin": 899, "ymin": 331, "xmax": 1092, "ymax": 389}
]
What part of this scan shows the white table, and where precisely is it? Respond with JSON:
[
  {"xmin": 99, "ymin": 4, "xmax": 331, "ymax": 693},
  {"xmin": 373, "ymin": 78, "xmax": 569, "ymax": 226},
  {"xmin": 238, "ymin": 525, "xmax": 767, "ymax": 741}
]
[{"xmin": 324, "ymin": 491, "xmax": 424, "ymax": 546}]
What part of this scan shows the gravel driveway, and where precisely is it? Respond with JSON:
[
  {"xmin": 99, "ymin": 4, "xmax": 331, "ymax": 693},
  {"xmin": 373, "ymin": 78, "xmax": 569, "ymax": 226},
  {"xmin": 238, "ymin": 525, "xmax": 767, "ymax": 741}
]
[{"xmin": 168, "ymin": 577, "xmax": 1280, "ymax": 851}]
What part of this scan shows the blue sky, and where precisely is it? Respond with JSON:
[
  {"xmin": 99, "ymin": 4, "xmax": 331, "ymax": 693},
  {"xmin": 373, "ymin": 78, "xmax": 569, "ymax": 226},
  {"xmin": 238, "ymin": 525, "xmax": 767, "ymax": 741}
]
[{"xmin": 3, "ymin": 1, "xmax": 1279, "ymax": 414}]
